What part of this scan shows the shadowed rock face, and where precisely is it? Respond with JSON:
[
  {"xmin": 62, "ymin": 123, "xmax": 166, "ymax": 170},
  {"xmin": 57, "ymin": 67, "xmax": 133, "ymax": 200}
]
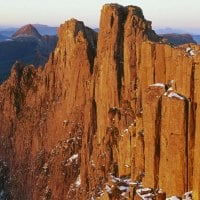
[{"xmin": 0, "ymin": 3, "xmax": 200, "ymax": 200}]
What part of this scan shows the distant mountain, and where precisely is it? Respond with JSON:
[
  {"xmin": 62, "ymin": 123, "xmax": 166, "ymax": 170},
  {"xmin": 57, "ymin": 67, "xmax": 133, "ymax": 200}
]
[
  {"xmin": 0, "ymin": 27, "xmax": 17, "ymax": 37},
  {"xmin": 155, "ymin": 27, "xmax": 200, "ymax": 35},
  {"xmin": 33, "ymin": 24, "xmax": 58, "ymax": 35},
  {"xmin": 155, "ymin": 28, "xmax": 186, "ymax": 34},
  {"xmin": 0, "ymin": 34, "xmax": 7, "ymax": 41},
  {"xmin": 155, "ymin": 27, "xmax": 200, "ymax": 45},
  {"xmin": 160, "ymin": 33, "xmax": 197, "ymax": 45},
  {"xmin": 192, "ymin": 35, "xmax": 200, "ymax": 44},
  {"xmin": 12, "ymin": 24, "xmax": 42, "ymax": 39},
  {"xmin": 0, "ymin": 24, "xmax": 58, "ymax": 83},
  {"xmin": 0, "ymin": 24, "xmax": 58, "ymax": 41}
]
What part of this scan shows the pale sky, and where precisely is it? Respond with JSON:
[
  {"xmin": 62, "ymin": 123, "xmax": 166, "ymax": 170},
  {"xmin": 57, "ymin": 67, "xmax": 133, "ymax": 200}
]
[{"xmin": 0, "ymin": 0, "xmax": 199, "ymax": 32}]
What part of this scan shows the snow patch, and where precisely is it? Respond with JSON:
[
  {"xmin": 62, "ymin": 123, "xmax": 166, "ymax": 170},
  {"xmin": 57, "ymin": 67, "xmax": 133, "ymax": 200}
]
[
  {"xmin": 190, "ymin": 50, "xmax": 195, "ymax": 56},
  {"xmin": 75, "ymin": 174, "xmax": 81, "ymax": 187},
  {"xmin": 65, "ymin": 154, "xmax": 79, "ymax": 166},
  {"xmin": 186, "ymin": 47, "xmax": 192, "ymax": 53},
  {"xmin": 184, "ymin": 191, "xmax": 192, "ymax": 200},
  {"xmin": 118, "ymin": 185, "xmax": 129, "ymax": 192},
  {"xmin": 42, "ymin": 163, "xmax": 48, "ymax": 173},
  {"xmin": 68, "ymin": 154, "xmax": 78, "ymax": 162},
  {"xmin": 150, "ymin": 83, "xmax": 165, "ymax": 88},
  {"xmin": 166, "ymin": 196, "xmax": 180, "ymax": 200},
  {"xmin": 110, "ymin": 175, "xmax": 136, "ymax": 185},
  {"xmin": 167, "ymin": 92, "xmax": 185, "ymax": 100},
  {"xmin": 137, "ymin": 188, "xmax": 152, "ymax": 193},
  {"xmin": 186, "ymin": 47, "xmax": 196, "ymax": 56},
  {"xmin": 167, "ymin": 87, "xmax": 173, "ymax": 92},
  {"xmin": 123, "ymin": 129, "xmax": 129, "ymax": 134},
  {"xmin": 105, "ymin": 185, "xmax": 112, "ymax": 194},
  {"xmin": 136, "ymin": 188, "xmax": 154, "ymax": 200}
]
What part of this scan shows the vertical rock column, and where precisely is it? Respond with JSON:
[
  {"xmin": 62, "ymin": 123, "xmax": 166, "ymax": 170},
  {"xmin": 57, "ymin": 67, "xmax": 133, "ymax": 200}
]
[
  {"xmin": 139, "ymin": 42, "xmax": 156, "ymax": 95},
  {"xmin": 131, "ymin": 114, "xmax": 145, "ymax": 181},
  {"xmin": 95, "ymin": 4, "xmax": 125, "ymax": 142},
  {"xmin": 154, "ymin": 44, "xmax": 166, "ymax": 83},
  {"xmin": 159, "ymin": 93, "xmax": 188, "ymax": 196},
  {"xmin": 192, "ymin": 55, "xmax": 200, "ymax": 200},
  {"xmin": 142, "ymin": 84, "xmax": 165, "ymax": 188},
  {"xmin": 118, "ymin": 125, "xmax": 134, "ymax": 177}
]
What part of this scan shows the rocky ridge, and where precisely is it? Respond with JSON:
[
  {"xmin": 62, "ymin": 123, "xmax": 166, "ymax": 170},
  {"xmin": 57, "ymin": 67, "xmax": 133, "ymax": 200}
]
[{"xmin": 0, "ymin": 3, "xmax": 200, "ymax": 200}]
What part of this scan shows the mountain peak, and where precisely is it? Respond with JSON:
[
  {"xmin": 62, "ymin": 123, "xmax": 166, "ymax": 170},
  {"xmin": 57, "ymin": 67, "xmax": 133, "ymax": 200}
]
[{"xmin": 12, "ymin": 24, "xmax": 42, "ymax": 39}]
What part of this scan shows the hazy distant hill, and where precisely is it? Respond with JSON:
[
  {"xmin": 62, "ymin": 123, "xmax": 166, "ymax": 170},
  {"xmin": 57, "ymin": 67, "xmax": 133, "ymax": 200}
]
[
  {"xmin": 160, "ymin": 33, "xmax": 197, "ymax": 45},
  {"xmin": 33, "ymin": 24, "xmax": 58, "ymax": 35},
  {"xmin": 155, "ymin": 28, "xmax": 186, "ymax": 34},
  {"xmin": 0, "ymin": 34, "xmax": 7, "ymax": 41},
  {"xmin": 13, "ymin": 24, "xmax": 42, "ymax": 39},
  {"xmin": 0, "ymin": 24, "xmax": 58, "ymax": 83},
  {"xmin": 155, "ymin": 28, "xmax": 200, "ymax": 45},
  {"xmin": 193, "ymin": 35, "xmax": 200, "ymax": 44},
  {"xmin": 0, "ymin": 27, "xmax": 17, "ymax": 38},
  {"xmin": 0, "ymin": 24, "xmax": 58, "ymax": 40},
  {"xmin": 155, "ymin": 27, "xmax": 200, "ymax": 35}
]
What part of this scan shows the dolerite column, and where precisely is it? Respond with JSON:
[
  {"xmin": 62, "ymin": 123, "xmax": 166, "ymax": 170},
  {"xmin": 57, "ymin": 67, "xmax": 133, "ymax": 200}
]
[
  {"xmin": 193, "ymin": 56, "xmax": 200, "ymax": 200},
  {"xmin": 142, "ymin": 84, "xmax": 165, "ymax": 188},
  {"xmin": 159, "ymin": 92, "xmax": 188, "ymax": 196}
]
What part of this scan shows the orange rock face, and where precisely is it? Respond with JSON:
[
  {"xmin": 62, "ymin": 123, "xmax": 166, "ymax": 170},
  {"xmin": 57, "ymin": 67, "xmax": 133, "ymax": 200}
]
[{"xmin": 0, "ymin": 3, "xmax": 200, "ymax": 200}]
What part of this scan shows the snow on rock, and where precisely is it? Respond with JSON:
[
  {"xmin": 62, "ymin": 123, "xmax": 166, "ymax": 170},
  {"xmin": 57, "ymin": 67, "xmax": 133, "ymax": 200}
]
[
  {"xmin": 110, "ymin": 174, "xmax": 136, "ymax": 185},
  {"xmin": 105, "ymin": 185, "xmax": 112, "ymax": 194},
  {"xmin": 42, "ymin": 163, "xmax": 48, "ymax": 173},
  {"xmin": 186, "ymin": 47, "xmax": 192, "ymax": 53},
  {"xmin": 90, "ymin": 160, "xmax": 95, "ymax": 167},
  {"xmin": 190, "ymin": 50, "xmax": 195, "ymax": 56},
  {"xmin": 183, "ymin": 191, "xmax": 192, "ymax": 200},
  {"xmin": 150, "ymin": 83, "xmax": 166, "ymax": 88},
  {"xmin": 121, "ymin": 128, "xmax": 129, "ymax": 136},
  {"xmin": 105, "ymin": 174, "xmax": 138, "ymax": 198},
  {"xmin": 136, "ymin": 187, "xmax": 152, "ymax": 194},
  {"xmin": 167, "ymin": 87, "xmax": 173, "ymax": 92},
  {"xmin": 68, "ymin": 154, "xmax": 78, "ymax": 162},
  {"xmin": 166, "ymin": 196, "xmax": 181, "ymax": 200},
  {"xmin": 136, "ymin": 188, "xmax": 154, "ymax": 200},
  {"xmin": 167, "ymin": 92, "xmax": 185, "ymax": 100},
  {"xmin": 166, "ymin": 92, "xmax": 185, "ymax": 100},
  {"xmin": 117, "ymin": 185, "xmax": 129, "ymax": 192},
  {"xmin": 65, "ymin": 154, "xmax": 79, "ymax": 166},
  {"xmin": 186, "ymin": 47, "xmax": 196, "ymax": 56},
  {"xmin": 75, "ymin": 174, "xmax": 81, "ymax": 187}
]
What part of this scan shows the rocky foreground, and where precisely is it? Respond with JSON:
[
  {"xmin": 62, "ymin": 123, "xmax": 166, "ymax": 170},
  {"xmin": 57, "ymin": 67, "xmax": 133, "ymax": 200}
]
[{"xmin": 0, "ymin": 3, "xmax": 200, "ymax": 200}]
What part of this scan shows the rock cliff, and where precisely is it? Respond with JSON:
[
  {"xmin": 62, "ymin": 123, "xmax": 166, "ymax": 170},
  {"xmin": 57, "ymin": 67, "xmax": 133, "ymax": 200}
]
[{"xmin": 0, "ymin": 3, "xmax": 200, "ymax": 200}]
